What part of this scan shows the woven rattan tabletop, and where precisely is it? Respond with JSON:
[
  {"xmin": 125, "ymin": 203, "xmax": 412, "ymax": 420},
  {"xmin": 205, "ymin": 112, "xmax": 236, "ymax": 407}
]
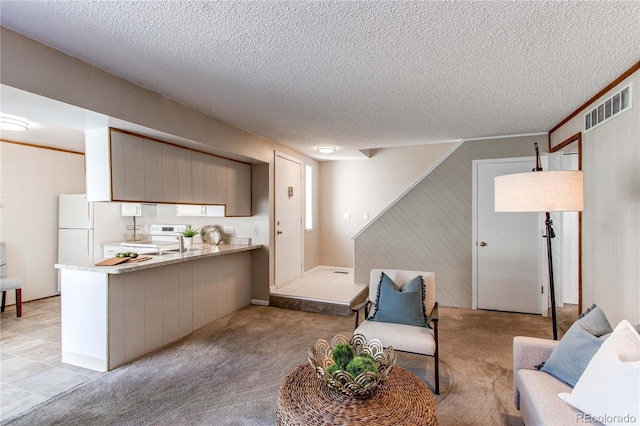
[{"xmin": 276, "ymin": 364, "xmax": 437, "ymax": 425}]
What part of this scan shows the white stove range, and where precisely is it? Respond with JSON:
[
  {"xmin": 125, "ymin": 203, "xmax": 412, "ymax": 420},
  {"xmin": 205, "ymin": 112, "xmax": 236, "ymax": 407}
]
[{"xmin": 103, "ymin": 224, "xmax": 191, "ymax": 257}]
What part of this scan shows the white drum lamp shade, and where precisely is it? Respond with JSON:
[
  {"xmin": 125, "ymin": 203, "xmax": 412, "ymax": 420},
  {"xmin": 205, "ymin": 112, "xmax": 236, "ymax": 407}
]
[{"xmin": 495, "ymin": 171, "xmax": 584, "ymax": 213}]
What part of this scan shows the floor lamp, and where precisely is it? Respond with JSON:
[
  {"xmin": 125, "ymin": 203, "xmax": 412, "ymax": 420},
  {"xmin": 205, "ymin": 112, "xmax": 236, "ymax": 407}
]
[{"xmin": 494, "ymin": 144, "xmax": 584, "ymax": 340}]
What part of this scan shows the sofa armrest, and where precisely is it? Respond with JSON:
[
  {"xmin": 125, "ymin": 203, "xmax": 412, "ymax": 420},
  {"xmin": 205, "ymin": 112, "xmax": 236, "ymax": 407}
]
[
  {"xmin": 514, "ymin": 336, "xmax": 559, "ymax": 371},
  {"xmin": 513, "ymin": 336, "xmax": 559, "ymax": 409}
]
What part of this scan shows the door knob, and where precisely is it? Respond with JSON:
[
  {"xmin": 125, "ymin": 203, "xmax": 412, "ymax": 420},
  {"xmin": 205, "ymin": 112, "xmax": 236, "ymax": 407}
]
[
  {"xmin": 277, "ymin": 231, "xmax": 283, "ymax": 235},
  {"xmin": 479, "ymin": 242, "xmax": 487, "ymax": 247}
]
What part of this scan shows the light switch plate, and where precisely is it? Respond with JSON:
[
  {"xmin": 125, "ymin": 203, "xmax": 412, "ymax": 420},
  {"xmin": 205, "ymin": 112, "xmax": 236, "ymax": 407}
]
[{"xmin": 224, "ymin": 226, "xmax": 234, "ymax": 234}]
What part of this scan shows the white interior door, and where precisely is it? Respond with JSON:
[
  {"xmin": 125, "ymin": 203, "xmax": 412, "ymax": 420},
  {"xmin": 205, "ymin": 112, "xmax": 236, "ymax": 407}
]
[
  {"xmin": 473, "ymin": 157, "xmax": 544, "ymax": 314},
  {"xmin": 274, "ymin": 152, "xmax": 303, "ymax": 288}
]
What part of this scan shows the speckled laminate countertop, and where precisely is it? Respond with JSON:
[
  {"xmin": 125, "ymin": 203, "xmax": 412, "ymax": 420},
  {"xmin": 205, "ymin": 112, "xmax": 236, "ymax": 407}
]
[{"xmin": 55, "ymin": 244, "xmax": 262, "ymax": 274}]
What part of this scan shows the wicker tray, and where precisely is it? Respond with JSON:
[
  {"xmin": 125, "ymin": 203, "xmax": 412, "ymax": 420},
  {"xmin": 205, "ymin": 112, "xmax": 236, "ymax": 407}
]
[{"xmin": 276, "ymin": 364, "xmax": 437, "ymax": 425}]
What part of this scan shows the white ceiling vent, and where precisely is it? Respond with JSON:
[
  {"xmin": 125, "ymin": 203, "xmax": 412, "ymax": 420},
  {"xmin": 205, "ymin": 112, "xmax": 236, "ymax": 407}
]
[{"xmin": 585, "ymin": 83, "xmax": 632, "ymax": 132}]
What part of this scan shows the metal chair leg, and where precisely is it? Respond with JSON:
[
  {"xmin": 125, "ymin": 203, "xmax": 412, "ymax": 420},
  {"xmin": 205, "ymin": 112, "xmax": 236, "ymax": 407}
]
[
  {"xmin": 434, "ymin": 349, "xmax": 439, "ymax": 395},
  {"xmin": 15, "ymin": 288, "xmax": 22, "ymax": 317},
  {"xmin": 433, "ymin": 319, "xmax": 439, "ymax": 395}
]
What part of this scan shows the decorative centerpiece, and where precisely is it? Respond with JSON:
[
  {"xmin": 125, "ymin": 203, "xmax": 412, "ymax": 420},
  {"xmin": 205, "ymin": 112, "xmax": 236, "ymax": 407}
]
[
  {"xmin": 200, "ymin": 225, "xmax": 222, "ymax": 245},
  {"xmin": 308, "ymin": 334, "xmax": 396, "ymax": 398}
]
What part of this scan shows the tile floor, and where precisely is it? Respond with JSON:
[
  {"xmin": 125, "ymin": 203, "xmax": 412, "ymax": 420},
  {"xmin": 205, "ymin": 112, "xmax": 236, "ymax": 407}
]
[
  {"xmin": 0, "ymin": 296, "xmax": 100, "ymax": 422},
  {"xmin": 270, "ymin": 266, "xmax": 366, "ymax": 304}
]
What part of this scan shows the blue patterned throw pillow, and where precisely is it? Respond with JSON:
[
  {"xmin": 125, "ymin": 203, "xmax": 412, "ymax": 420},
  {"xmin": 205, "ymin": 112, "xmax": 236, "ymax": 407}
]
[{"xmin": 369, "ymin": 272, "xmax": 430, "ymax": 328}]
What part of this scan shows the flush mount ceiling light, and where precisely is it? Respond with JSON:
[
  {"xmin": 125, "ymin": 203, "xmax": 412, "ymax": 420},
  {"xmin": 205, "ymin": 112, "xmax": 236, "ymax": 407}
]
[
  {"xmin": 316, "ymin": 146, "xmax": 336, "ymax": 154},
  {"xmin": 0, "ymin": 114, "xmax": 29, "ymax": 131}
]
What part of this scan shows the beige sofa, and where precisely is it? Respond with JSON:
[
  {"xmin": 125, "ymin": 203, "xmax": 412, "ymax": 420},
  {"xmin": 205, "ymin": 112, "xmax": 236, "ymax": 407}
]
[{"xmin": 513, "ymin": 336, "xmax": 603, "ymax": 426}]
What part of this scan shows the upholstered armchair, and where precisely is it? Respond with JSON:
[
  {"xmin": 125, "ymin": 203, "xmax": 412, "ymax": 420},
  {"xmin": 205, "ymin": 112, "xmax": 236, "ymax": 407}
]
[{"xmin": 352, "ymin": 269, "xmax": 439, "ymax": 394}]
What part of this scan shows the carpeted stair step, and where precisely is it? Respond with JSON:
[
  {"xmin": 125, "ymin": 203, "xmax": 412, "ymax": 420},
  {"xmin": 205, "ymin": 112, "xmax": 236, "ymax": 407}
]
[{"xmin": 269, "ymin": 286, "xmax": 368, "ymax": 317}]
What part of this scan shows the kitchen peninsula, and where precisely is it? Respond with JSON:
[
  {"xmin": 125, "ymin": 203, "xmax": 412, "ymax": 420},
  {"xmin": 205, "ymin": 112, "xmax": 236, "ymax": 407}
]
[{"xmin": 55, "ymin": 243, "xmax": 261, "ymax": 371}]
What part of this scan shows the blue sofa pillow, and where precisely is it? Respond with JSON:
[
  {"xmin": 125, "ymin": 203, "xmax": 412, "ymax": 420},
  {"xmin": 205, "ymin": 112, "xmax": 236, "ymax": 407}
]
[
  {"xmin": 369, "ymin": 272, "xmax": 429, "ymax": 328},
  {"xmin": 577, "ymin": 304, "xmax": 612, "ymax": 337},
  {"xmin": 540, "ymin": 324, "xmax": 603, "ymax": 387},
  {"xmin": 540, "ymin": 304, "xmax": 613, "ymax": 387}
]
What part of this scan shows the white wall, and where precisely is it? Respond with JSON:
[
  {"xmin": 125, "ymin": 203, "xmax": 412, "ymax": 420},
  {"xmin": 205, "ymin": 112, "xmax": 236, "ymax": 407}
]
[
  {"xmin": 550, "ymin": 69, "xmax": 640, "ymax": 325},
  {"xmin": 92, "ymin": 202, "xmax": 144, "ymax": 256},
  {"xmin": 0, "ymin": 142, "xmax": 85, "ymax": 302},
  {"xmin": 319, "ymin": 143, "xmax": 457, "ymax": 268}
]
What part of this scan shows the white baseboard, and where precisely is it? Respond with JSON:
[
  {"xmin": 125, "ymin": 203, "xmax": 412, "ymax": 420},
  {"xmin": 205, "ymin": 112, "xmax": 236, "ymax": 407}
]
[
  {"xmin": 62, "ymin": 351, "xmax": 107, "ymax": 372},
  {"xmin": 251, "ymin": 299, "xmax": 269, "ymax": 306}
]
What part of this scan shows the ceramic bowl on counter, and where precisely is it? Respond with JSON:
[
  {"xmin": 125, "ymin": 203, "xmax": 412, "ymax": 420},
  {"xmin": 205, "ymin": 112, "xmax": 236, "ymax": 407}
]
[{"xmin": 200, "ymin": 225, "xmax": 222, "ymax": 245}]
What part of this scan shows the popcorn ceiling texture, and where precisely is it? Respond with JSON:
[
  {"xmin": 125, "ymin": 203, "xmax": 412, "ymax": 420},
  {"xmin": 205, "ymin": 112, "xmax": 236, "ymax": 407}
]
[{"xmin": 1, "ymin": 1, "xmax": 639, "ymax": 160}]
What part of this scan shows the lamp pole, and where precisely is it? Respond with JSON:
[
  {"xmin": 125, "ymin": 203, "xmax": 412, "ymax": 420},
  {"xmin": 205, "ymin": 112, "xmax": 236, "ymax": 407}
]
[
  {"xmin": 544, "ymin": 212, "xmax": 558, "ymax": 340},
  {"xmin": 534, "ymin": 143, "xmax": 558, "ymax": 340}
]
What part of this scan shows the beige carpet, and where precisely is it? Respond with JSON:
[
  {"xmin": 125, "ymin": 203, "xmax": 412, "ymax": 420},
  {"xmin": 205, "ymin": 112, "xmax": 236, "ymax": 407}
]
[{"xmin": 5, "ymin": 305, "xmax": 556, "ymax": 425}]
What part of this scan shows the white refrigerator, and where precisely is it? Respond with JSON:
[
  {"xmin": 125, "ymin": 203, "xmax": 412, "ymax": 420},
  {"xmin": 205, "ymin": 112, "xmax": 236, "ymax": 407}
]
[{"xmin": 58, "ymin": 194, "xmax": 94, "ymax": 266}]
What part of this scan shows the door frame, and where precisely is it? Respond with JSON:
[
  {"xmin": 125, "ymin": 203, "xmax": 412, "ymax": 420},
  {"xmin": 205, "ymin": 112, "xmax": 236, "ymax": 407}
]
[
  {"xmin": 472, "ymin": 156, "xmax": 548, "ymax": 315},
  {"xmin": 274, "ymin": 151, "xmax": 304, "ymax": 289},
  {"xmin": 550, "ymin": 132, "xmax": 583, "ymax": 313}
]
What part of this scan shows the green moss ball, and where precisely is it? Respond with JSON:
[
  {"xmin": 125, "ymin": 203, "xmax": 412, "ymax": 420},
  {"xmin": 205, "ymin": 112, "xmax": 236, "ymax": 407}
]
[
  {"xmin": 326, "ymin": 363, "xmax": 341, "ymax": 376},
  {"xmin": 346, "ymin": 355, "xmax": 378, "ymax": 378},
  {"xmin": 332, "ymin": 343, "xmax": 354, "ymax": 368},
  {"xmin": 359, "ymin": 352, "xmax": 375, "ymax": 362}
]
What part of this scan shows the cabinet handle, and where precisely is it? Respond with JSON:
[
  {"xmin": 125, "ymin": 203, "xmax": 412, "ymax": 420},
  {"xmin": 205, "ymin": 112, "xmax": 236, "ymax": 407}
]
[
  {"xmin": 277, "ymin": 231, "xmax": 283, "ymax": 235},
  {"xmin": 479, "ymin": 241, "xmax": 487, "ymax": 247}
]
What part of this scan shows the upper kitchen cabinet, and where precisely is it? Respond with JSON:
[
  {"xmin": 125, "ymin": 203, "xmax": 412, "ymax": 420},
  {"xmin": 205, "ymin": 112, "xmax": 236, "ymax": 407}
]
[
  {"xmin": 110, "ymin": 131, "xmax": 146, "ymax": 200},
  {"xmin": 215, "ymin": 156, "xmax": 228, "ymax": 205},
  {"xmin": 161, "ymin": 144, "xmax": 179, "ymax": 202},
  {"xmin": 85, "ymin": 128, "xmax": 252, "ymax": 216},
  {"xmin": 143, "ymin": 139, "xmax": 163, "ymax": 202},
  {"xmin": 177, "ymin": 148, "xmax": 192, "ymax": 203},
  {"xmin": 191, "ymin": 151, "xmax": 206, "ymax": 204},
  {"xmin": 225, "ymin": 160, "xmax": 252, "ymax": 217}
]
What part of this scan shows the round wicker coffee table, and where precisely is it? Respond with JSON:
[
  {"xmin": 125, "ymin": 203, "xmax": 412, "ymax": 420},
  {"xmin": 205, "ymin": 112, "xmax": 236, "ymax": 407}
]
[{"xmin": 276, "ymin": 364, "xmax": 438, "ymax": 425}]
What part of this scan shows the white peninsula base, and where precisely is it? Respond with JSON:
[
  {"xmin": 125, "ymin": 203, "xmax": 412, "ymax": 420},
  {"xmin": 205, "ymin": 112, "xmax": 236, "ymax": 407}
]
[{"xmin": 59, "ymin": 248, "xmax": 254, "ymax": 371}]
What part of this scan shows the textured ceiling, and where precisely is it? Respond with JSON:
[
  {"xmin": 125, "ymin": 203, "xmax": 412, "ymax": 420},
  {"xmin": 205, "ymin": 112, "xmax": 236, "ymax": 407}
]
[{"xmin": 1, "ymin": 1, "xmax": 639, "ymax": 160}]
